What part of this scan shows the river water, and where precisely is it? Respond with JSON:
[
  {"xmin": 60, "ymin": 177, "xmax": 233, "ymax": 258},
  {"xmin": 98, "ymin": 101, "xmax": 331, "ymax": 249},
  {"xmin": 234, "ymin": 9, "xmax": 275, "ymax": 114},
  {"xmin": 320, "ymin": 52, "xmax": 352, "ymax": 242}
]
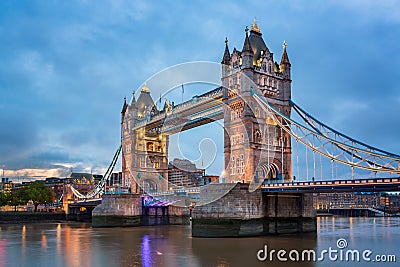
[{"xmin": 0, "ymin": 217, "xmax": 399, "ymax": 267}]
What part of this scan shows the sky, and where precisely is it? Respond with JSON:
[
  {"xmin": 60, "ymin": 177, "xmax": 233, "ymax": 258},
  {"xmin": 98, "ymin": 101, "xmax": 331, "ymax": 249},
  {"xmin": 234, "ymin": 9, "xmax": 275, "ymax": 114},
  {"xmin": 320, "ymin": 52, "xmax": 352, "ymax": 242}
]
[{"xmin": 0, "ymin": 0, "xmax": 400, "ymax": 181}]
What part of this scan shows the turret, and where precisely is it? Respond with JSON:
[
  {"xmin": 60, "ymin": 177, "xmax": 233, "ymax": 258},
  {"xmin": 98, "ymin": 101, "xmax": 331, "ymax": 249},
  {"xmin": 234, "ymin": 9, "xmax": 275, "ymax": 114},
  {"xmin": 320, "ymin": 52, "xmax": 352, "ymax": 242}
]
[
  {"xmin": 221, "ymin": 37, "xmax": 231, "ymax": 89},
  {"xmin": 130, "ymin": 91, "xmax": 138, "ymax": 118},
  {"xmin": 279, "ymin": 40, "xmax": 291, "ymax": 80},
  {"xmin": 221, "ymin": 37, "xmax": 231, "ymax": 65},
  {"xmin": 279, "ymin": 40, "xmax": 292, "ymax": 101},
  {"xmin": 136, "ymin": 83, "xmax": 157, "ymax": 118},
  {"xmin": 241, "ymin": 26, "xmax": 254, "ymax": 69},
  {"xmin": 121, "ymin": 96, "xmax": 128, "ymax": 121}
]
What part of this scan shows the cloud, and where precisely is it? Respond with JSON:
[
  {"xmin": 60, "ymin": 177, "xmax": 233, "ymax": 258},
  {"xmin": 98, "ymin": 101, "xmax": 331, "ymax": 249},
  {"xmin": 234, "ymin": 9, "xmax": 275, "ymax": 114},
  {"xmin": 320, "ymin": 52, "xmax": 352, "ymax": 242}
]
[
  {"xmin": 0, "ymin": 108, "xmax": 41, "ymax": 160},
  {"xmin": 0, "ymin": 0, "xmax": 399, "ymax": 181},
  {"xmin": 329, "ymin": 0, "xmax": 400, "ymax": 23},
  {"xmin": 19, "ymin": 50, "xmax": 55, "ymax": 88},
  {"xmin": 330, "ymin": 99, "xmax": 368, "ymax": 126}
]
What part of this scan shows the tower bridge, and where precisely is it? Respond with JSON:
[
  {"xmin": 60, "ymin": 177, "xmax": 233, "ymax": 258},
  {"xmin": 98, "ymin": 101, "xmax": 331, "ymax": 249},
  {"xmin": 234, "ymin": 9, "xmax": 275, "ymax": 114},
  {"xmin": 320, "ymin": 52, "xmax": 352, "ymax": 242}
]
[
  {"xmin": 120, "ymin": 20, "xmax": 293, "ymax": 194},
  {"xmin": 90, "ymin": 19, "xmax": 400, "ymax": 236}
]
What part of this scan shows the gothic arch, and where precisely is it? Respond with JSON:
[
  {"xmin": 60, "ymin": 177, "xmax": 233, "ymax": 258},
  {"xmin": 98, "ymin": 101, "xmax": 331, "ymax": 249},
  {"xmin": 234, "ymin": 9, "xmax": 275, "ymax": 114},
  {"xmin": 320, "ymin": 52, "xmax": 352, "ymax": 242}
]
[{"xmin": 255, "ymin": 162, "xmax": 280, "ymax": 180}]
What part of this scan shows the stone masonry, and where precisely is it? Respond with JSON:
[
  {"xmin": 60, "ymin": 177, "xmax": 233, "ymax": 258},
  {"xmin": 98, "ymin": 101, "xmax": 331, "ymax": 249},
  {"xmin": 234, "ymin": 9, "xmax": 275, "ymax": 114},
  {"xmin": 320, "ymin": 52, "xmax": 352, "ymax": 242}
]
[{"xmin": 192, "ymin": 183, "xmax": 316, "ymax": 237}]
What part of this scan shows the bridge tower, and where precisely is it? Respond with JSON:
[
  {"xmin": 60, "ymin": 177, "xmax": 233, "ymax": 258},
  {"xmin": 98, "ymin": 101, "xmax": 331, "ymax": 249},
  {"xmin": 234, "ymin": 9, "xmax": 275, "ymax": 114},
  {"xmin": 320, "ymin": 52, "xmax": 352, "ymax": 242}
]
[
  {"xmin": 121, "ymin": 84, "xmax": 169, "ymax": 193},
  {"xmin": 222, "ymin": 19, "xmax": 292, "ymax": 183}
]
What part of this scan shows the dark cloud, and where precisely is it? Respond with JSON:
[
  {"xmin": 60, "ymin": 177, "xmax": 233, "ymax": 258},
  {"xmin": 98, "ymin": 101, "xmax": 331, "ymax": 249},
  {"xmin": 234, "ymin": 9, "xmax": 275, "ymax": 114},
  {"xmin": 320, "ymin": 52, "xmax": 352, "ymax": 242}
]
[{"xmin": 0, "ymin": 0, "xmax": 399, "ymax": 178}]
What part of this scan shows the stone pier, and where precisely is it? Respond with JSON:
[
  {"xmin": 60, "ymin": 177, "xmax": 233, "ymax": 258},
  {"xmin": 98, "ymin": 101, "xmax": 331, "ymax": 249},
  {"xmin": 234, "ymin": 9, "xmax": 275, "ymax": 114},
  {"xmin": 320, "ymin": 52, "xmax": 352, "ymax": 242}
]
[
  {"xmin": 192, "ymin": 183, "xmax": 316, "ymax": 237},
  {"xmin": 92, "ymin": 194, "xmax": 190, "ymax": 227}
]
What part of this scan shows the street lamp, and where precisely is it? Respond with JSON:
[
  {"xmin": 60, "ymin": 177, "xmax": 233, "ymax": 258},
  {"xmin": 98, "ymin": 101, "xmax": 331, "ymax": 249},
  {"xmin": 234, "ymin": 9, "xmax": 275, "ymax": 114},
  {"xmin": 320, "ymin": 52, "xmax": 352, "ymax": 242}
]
[{"xmin": 188, "ymin": 201, "xmax": 196, "ymax": 221}]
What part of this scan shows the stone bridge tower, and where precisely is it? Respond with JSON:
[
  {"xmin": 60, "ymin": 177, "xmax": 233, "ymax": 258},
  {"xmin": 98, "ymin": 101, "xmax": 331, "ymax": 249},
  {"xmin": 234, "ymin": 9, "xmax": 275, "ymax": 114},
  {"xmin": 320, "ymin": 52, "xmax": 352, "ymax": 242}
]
[
  {"xmin": 121, "ymin": 84, "xmax": 169, "ymax": 193},
  {"xmin": 222, "ymin": 19, "xmax": 292, "ymax": 183}
]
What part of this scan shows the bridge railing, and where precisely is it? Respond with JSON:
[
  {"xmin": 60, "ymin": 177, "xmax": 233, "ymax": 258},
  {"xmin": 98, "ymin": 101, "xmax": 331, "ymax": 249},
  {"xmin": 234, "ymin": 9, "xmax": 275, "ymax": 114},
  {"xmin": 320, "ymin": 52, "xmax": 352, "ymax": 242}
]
[{"xmin": 261, "ymin": 177, "xmax": 400, "ymax": 188}]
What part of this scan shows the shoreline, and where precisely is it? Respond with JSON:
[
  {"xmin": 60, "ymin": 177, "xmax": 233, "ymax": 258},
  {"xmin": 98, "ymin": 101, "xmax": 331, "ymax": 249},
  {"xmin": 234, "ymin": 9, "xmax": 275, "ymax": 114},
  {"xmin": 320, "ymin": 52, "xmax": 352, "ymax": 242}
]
[{"xmin": 0, "ymin": 211, "xmax": 68, "ymax": 224}]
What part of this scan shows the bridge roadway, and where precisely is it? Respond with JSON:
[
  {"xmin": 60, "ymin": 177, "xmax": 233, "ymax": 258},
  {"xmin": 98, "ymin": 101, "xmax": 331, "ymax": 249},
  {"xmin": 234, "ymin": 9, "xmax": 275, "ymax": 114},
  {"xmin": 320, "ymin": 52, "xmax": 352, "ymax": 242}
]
[
  {"xmin": 73, "ymin": 178, "xmax": 400, "ymax": 209},
  {"xmin": 137, "ymin": 177, "xmax": 400, "ymax": 207},
  {"xmin": 261, "ymin": 177, "xmax": 400, "ymax": 193}
]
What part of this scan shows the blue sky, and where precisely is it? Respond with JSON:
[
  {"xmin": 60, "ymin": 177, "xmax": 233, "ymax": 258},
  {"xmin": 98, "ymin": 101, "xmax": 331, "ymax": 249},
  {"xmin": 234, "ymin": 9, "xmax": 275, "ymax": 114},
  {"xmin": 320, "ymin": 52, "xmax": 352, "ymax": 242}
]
[{"xmin": 1, "ymin": 0, "xmax": 400, "ymax": 180}]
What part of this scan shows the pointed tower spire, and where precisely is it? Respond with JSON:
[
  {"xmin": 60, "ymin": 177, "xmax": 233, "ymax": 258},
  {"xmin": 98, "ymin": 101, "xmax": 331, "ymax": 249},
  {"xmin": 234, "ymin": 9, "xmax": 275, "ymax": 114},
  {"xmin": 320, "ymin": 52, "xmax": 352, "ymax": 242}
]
[
  {"xmin": 280, "ymin": 40, "xmax": 291, "ymax": 65},
  {"xmin": 242, "ymin": 26, "xmax": 253, "ymax": 53},
  {"xmin": 241, "ymin": 26, "xmax": 254, "ymax": 69},
  {"xmin": 121, "ymin": 96, "xmax": 128, "ymax": 114},
  {"xmin": 280, "ymin": 40, "xmax": 291, "ymax": 80},
  {"xmin": 221, "ymin": 37, "xmax": 231, "ymax": 64},
  {"xmin": 130, "ymin": 91, "xmax": 136, "ymax": 106}
]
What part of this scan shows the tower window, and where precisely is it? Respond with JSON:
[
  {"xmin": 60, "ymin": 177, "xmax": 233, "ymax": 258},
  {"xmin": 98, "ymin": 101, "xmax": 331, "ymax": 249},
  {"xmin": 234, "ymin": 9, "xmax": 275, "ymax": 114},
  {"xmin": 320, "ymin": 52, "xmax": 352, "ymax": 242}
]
[{"xmin": 147, "ymin": 142, "xmax": 154, "ymax": 151}]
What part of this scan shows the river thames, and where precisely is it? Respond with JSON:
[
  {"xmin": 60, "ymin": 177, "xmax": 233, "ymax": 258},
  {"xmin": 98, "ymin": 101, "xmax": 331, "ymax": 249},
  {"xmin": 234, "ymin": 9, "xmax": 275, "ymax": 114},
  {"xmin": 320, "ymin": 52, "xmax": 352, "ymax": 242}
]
[{"xmin": 0, "ymin": 217, "xmax": 398, "ymax": 267}]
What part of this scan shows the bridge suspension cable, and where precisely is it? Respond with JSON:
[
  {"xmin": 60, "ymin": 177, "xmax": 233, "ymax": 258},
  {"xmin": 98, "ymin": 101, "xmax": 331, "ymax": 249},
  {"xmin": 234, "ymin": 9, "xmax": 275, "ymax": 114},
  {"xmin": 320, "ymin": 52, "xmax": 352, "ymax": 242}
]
[
  {"xmin": 290, "ymin": 100, "xmax": 400, "ymax": 173},
  {"xmin": 69, "ymin": 145, "xmax": 122, "ymax": 199},
  {"xmin": 290, "ymin": 100, "xmax": 399, "ymax": 158},
  {"xmin": 251, "ymin": 89, "xmax": 400, "ymax": 174}
]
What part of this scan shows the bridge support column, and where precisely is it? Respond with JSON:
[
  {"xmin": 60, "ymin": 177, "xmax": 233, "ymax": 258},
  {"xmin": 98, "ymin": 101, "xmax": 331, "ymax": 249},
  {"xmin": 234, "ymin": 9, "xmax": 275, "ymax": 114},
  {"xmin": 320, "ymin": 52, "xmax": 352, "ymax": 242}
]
[
  {"xmin": 92, "ymin": 194, "xmax": 143, "ymax": 227},
  {"xmin": 92, "ymin": 194, "xmax": 190, "ymax": 227},
  {"xmin": 192, "ymin": 183, "xmax": 316, "ymax": 237}
]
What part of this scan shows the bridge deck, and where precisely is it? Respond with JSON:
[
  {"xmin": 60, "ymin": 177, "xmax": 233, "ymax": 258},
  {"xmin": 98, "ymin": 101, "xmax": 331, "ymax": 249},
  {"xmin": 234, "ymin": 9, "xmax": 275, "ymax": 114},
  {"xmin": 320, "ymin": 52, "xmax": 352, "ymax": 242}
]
[{"xmin": 261, "ymin": 177, "xmax": 400, "ymax": 193}]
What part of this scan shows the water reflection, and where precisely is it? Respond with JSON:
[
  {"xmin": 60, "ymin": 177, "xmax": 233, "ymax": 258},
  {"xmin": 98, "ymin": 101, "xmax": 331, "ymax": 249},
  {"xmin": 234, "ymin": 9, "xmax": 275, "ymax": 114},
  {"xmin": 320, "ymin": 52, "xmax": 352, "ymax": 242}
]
[
  {"xmin": 141, "ymin": 235, "xmax": 152, "ymax": 267},
  {"xmin": 56, "ymin": 223, "xmax": 61, "ymax": 256},
  {"xmin": 21, "ymin": 225, "xmax": 26, "ymax": 262},
  {"xmin": 41, "ymin": 232, "xmax": 47, "ymax": 253},
  {"xmin": 0, "ymin": 218, "xmax": 398, "ymax": 267},
  {"xmin": 0, "ymin": 239, "xmax": 5, "ymax": 267}
]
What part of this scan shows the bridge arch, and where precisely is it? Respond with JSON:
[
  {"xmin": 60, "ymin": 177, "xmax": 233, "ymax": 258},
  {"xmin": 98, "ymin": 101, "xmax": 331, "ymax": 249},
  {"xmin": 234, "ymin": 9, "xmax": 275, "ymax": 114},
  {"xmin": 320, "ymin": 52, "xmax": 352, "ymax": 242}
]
[
  {"xmin": 255, "ymin": 162, "xmax": 280, "ymax": 181},
  {"xmin": 140, "ymin": 178, "xmax": 160, "ymax": 193}
]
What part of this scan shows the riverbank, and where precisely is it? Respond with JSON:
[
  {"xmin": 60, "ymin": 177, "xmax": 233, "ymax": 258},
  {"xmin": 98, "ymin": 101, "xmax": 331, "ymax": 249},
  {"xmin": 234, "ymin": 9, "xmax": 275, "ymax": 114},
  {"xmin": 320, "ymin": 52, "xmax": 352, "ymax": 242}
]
[{"xmin": 0, "ymin": 211, "xmax": 67, "ymax": 224}]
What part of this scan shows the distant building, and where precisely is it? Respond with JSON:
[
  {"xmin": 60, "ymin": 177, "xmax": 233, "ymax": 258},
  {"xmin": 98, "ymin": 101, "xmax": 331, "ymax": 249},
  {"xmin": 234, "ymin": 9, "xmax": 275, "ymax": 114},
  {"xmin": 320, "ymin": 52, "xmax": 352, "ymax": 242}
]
[
  {"xmin": 314, "ymin": 192, "xmax": 381, "ymax": 210},
  {"xmin": 109, "ymin": 172, "xmax": 122, "ymax": 186},
  {"xmin": 167, "ymin": 159, "xmax": 205, "ymax": 187},
  {"xmin": 63, "ymin": 173, "xmax": 100, "ymax": 210},
  {"xmin": 93, "ymin": 174, "xmax": 103, "ymax": 183},
  {"xmin": 67, "ymin": 173, "xmax": 95, "ymax": 184},
  {"xmin": 0, "ymin": 178, "xmax": 12, "ymax": 194},
  {"xmin": 380, "ymin": 193, "xmax": 400, "ymax": 214},
  {"xmin": 44, "ymin": 177, "xmax": 64, "ymax": 203}
]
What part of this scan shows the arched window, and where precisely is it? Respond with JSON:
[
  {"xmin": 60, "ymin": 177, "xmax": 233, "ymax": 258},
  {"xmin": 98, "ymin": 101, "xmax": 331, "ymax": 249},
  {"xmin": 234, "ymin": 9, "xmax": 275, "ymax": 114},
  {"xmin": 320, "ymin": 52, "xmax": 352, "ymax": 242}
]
[{"xmin": 254, "ymin": 129, "xmax": 262, "ymax": 143}]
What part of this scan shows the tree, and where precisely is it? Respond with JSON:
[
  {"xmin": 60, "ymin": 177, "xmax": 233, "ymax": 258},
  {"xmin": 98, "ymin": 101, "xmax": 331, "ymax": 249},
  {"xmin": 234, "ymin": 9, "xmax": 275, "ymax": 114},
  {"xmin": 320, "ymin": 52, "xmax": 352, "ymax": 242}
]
[
  {"xmin": 0, "ymin": 192, "xmax": 8, "ymax": 207},
  {"xmin": 20, "ymin": 182, "xmax": 55, "ymax": 212},
  {"xmin": 7, "ymin": 191, "xmax": 25, "ymax": 211}
]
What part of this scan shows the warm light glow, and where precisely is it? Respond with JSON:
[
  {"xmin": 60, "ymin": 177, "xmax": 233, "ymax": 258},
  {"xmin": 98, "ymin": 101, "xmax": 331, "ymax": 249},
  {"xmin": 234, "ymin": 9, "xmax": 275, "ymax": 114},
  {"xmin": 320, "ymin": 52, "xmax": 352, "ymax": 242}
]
[
  {"xmin": 266, "ymin": 116, "xmax": 278, "ymax": 126},
  {"xmin": 251, "ymin": 17, "xmax": 261, "ymax": 33},
  {"xmin": 141, "ymin": 83, "xmax": 150, "ymax": 93},
  {"xmin": 21, "ymin": 225, "xmax": 26, "ymax": 253},
  {"xmin": 41, "ymin": 233, "xmax": 47, "ymax": 253}
]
